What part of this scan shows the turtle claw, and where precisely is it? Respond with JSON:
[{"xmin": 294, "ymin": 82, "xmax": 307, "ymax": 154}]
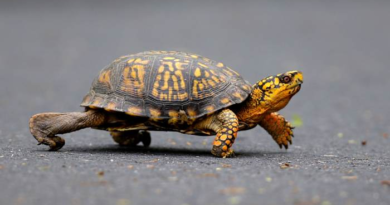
[
  {"xmin": 222, "ymin": 149, "xmax": 236, "ymax": 158},
  {"xmin": 284, "ymin": 144, "xmax": 289, "ymax": 149},
  {"xmin": 35, "ymin": 135, "xmax": 65, "ymax": 151}
]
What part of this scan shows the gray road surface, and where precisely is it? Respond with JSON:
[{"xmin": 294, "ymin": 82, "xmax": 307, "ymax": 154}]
[{"xmin": 1, "ymin": 1, "xmax": 390, "ymax": 205}]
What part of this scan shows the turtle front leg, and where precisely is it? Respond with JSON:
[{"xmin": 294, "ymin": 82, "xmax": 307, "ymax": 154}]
[
  {"xmin": 29, "ymin": 110, "xmax": 106, "ymax": 151},
  {"xmin": 258, "ymin": 112, "xmax": 294, "ymax": 149},
  {"xmin": 110, "ymin": 130, "xmax": 151, "ymax": 147},
  {"xmin": 210, "ymin": 109, "xmax": 239, "ymax": 158}
]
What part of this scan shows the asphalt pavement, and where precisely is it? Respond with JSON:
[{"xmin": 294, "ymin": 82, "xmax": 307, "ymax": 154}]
[{"xmin": 1, "ymin": 1, "xmax": 390, "ymax": 205}]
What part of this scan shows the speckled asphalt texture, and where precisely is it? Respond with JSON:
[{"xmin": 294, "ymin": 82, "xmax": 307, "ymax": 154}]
[{"xmin": 1, "ymin": 1, "xmax": 390, "ymax": 205}]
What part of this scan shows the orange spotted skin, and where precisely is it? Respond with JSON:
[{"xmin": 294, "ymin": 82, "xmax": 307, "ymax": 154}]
[
  {"xmin": 29, "ymin": 51, "xmax": 303, "ymax": 158},
  {"xmin": 211, "ymin": 109, "xmax": 239, "ymax": 158},
  {"xmin": 258, "ymin": 112, "xmax": 294, "ymax": 149}
]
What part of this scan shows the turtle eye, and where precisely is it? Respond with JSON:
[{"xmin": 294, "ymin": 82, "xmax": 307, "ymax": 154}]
[{"xmin": 281, "ymin": 76, "xmax": 291, "ymax": 83}]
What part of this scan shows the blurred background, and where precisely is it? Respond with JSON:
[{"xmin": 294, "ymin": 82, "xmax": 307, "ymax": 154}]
[{"xmin": 1, "ymin": 0, "xmax": 389, "ymax": 205}]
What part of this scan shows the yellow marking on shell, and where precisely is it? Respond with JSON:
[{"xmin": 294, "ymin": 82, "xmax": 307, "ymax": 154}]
[
  {"xmin": 211, "ymin": 76, "xmax": 220, "ymax": 83},
  {"xmin": 242, "ymin": 85, "xmax": 250, "ymax": 91},
  {"xmin": 152, "ymin": 75, "xmax": 161, "ymax": 97},
  {"xmin": 192, "ymin": 80, "xmax": 199, "ymax": 97},
  {"xmin": 158, "ymin": 65, "xmax": 165, "ymax": 73},
  {"xmin": 232, "ymin": 92, "xmax": 244, "ymax": 100},
  {"xmin": 198, "ymin": 83, "xmax": 204, "ymax": 91},
  {"xmin": 205, "ymin": 105, "xmax": 215, "ymax": 112},
  {"xmin": 127, "ymin": 58, "xmax": 135, "ymax": 64},
  {"xmin": 126, "ymin": 107, "xmax": 142, "ymax": 116},
  {"xmin": 223, "ymin": 69, "xmax": 233, "ymax": 76},
  {"xmin": 216, "ymin": 62, "xmax": 224, "ymax": 67},
  {"xmin": 177, "ymin": 92, "xmax": 188, "ymax": 100},
  {"xmin": 162, "ymin": 61, "xmax": 174, "ymax": 71},
  {"xmin": 168, "ymin": 87, "xmax": 173, "ymax": 101},
  {"xmin": 205, "ymin": 71, "xmax": 210, "ymax": 77},
  {"xmin": 130, "ymin": 67, "xmax": 137, "ymax": 78},
  {"xmin": 174, "ymin": 70, "xmax": 185, "ymax": 89},
  {"xmin": 201, "ymin": 79, "xmax": 209, "ymax": 88},
  {"xmin": 104, "ymin": 102, "xmax": 116, "ymax": 111},
  {"xmin": 121, "ymin": 65, "xmax": 146, "ymax": 95},
  {"xmin": 225, "ymin": 140, "xmax": 231, "ymax": 145},
  {"xmin": 198, "ymin": 62, "xmax": 208, "ymax": 68},
  {"xmin": 194, "ymin": 68, "xmax": 201, "ymax": 77},
  {"xmin": 175, "ymin": 62, "xmax": 188, "ymax": 70},
  {"xmin": 220, "ymin": 98, "xmax": 230, "ymax": 104},
  {"xmin": 220, "ymin": 134, "xmax": 227, "ymax": 141},
  {"xmin": 159, "ymin": 92, "xmax": 168, "ymax": 100},
  {"xmin": 98, "ymin": 70, "xmax": 111, "ymax": 86},
  {"xmin": 191, "ymin": 55, "xmax": 198, "ymax": 58},
  {"xmin": 136, "ymin": 65, "xmax": 145, "ymax": 90},
  {"xmin": 163, "ymin": 57, "xmax": 175, "ymax": 60},
  {"xmin": 134, "ymin": 58, "xmax": 149, "ymax": 65},
  {"xmin": 161, "ymin": 71, "xmax": 171, "ymax": 90},
  {"xmin": 210, "ymin": 70, "xmax": 216, "ymax": 75},
  {"xmin": 172, "ymin": 75, "xmax": 179, "ymax": 91},
  {"xmin": 91, "ymin": 99, "xmax": 101, "ymax": 107},
  {"xmin": 207, "ymin": 79, "xmax": 216, "ymax": 87},
  {"xmin": 152, "ymin": 88, "xmax": 159, "ymax": 97},
  {"xmin": 149, "ymin": 108, "xmax": 161, "ymax": 117}
]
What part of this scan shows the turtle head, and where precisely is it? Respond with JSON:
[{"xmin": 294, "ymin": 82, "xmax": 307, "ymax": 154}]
[{"xmin": 252, "ymin": 70, "xmax": 303, "ymax": 113}]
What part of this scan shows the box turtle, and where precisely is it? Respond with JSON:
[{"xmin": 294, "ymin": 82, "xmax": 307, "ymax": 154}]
[{"xmin": 29, "ymin": 51, "xmax": 303, "ymax": 158}]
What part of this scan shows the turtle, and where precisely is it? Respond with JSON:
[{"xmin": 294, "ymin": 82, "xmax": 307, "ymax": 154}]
[{"xmin": 29, "ymin": 51, "xmax": 303, "ymax": 158}]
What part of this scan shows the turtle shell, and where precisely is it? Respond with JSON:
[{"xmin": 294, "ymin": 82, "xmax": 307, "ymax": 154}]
[{"xmin": 81, "ymin": 51, "xmax": 252, "ymax": 119}]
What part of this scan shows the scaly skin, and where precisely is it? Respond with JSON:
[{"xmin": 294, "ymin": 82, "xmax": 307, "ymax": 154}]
[
  {"xmin": 258, "ymin": 112, "xmax": 294, "ymax": 149},
  {"xmin": 211, "ymin": 109, "xmax": 239, "ymax": 158}
]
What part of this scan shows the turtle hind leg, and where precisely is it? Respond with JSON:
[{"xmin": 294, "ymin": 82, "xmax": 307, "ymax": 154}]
[
  {"xmin": 29, "ymin": 109, "xmax": 106, "ymax": 151},
  {"xmin": 110, "ymin": 130, "xmax": 151, "ymax": 147}
]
